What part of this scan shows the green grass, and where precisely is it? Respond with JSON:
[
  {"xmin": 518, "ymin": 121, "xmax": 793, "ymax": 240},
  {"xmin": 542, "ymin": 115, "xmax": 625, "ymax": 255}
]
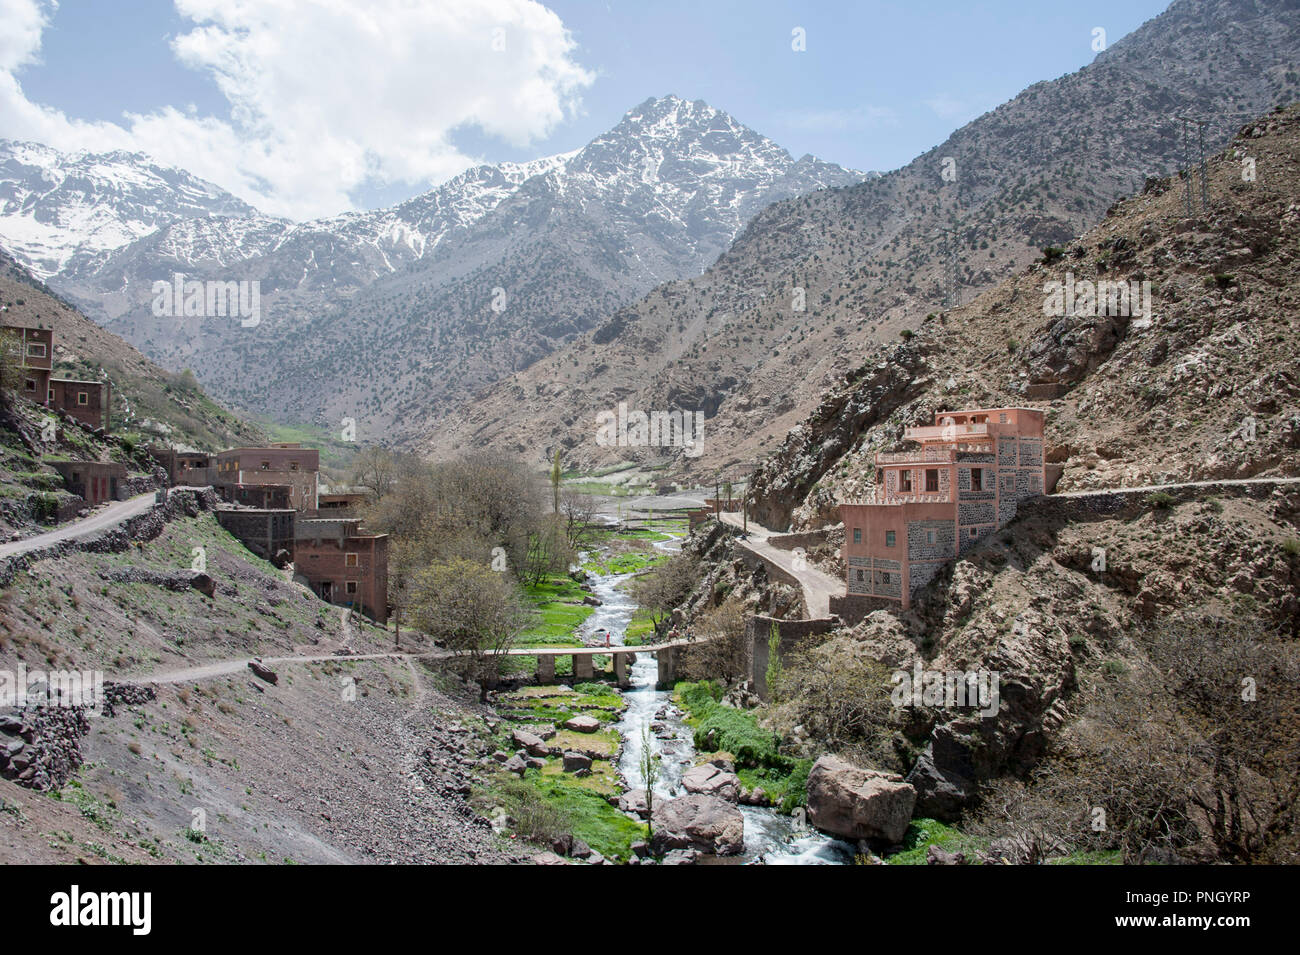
[
  {"xmin": 581, "ymin": 550, "xmax": 665, "ymax": 575},
  {"xmin": 518, "ymin": 574, "xmax": 595, "ymax": 647},
  {"xmin": 886, "ymin": 818, "xmax": 989, "ymax": 865},
  {"xmin": 675, "ymin": 681, "xmax": 782, "ymax": 766}
]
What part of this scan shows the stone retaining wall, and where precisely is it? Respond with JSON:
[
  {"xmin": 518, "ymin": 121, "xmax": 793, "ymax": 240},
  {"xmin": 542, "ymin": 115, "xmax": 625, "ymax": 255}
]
[{"xmin": 0, "ymin": 487, "xmax": 220, "ymax": 588}]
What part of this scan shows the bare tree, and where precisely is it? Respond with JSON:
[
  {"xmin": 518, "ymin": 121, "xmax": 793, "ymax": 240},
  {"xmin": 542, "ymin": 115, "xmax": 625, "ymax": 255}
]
[
  {"xmin": 559, "ymin": 489, "xmax": 600, "ymax": 551},
  {"xmin": 630, "ymin": 552, "xmax": 699, "ymax": 636},
  {"xmin": 0, "ymin": 329, "xmax": 26, "ymax": 414},
  {"xmin": 351, "ymin": 445, "xmax": 398, "ymax": 502},
  {"xmin": 976, "ymin": 615, "xmax": 1300, "ymax": 864}
]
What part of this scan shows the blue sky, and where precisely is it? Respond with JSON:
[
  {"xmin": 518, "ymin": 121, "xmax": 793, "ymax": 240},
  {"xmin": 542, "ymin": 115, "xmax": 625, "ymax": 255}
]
[{"xmin": 6, "ymin": 0, "xmax": 1173, "ymax": 217}]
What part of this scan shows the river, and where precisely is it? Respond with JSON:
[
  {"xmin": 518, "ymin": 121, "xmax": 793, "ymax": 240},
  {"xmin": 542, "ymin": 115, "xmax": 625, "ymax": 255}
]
[{"xmin": 578, "ymin": 531, "xmax": 852, "ymax": 864}]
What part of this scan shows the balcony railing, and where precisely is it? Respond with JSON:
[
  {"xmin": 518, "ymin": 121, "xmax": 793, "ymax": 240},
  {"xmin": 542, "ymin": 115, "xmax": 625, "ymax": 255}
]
[
  {"xmin": 843, "ymin": 491, "xmax": 953, "ymax": 506},
  {"xmin": 875, "ymin": 442, "xmax": 992, "ymax": 465},
  {"xmin": 904, "ymin": 422, "xmax": 990, "ymax": 442}
]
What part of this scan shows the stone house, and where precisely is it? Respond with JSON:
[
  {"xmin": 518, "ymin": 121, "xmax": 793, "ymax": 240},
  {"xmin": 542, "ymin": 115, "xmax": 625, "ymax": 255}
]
[{"xmin": 835, "ymin": 408, "xmax": 1045, "ymax": 612}]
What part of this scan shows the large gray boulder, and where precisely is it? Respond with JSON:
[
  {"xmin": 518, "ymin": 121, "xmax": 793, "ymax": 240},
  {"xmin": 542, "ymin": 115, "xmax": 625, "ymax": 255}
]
[
  {"xmin": 681, "ymin": 762, "xmax": 741, "ymax": 802},
  {"xmin": 651, "ymin": 794, "xmax": 745, "ymax": 856},
  {"xmin": 805, "ymin": 755, "xmax": 915, "ymax": 844}
]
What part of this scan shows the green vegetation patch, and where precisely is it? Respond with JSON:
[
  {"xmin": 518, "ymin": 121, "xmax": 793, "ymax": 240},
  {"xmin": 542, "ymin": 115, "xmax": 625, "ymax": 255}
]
[{"xmin": 886, "ymin": 818, "xmax": 989, "ymax": 865}]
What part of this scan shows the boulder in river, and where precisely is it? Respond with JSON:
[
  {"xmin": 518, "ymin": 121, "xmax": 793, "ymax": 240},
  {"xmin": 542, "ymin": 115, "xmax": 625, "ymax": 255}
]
[
  {"xmin": 805, "ymin": 755, "xmax": 915, "ymax": 844},
  {"xmin": 681, "ymin": 762, "xmax": 740, "ymax": 802},
  {"xmin": 619, "ymin": 789, "xmax": 649, "ymax": 817},
  {"xmin": 651, "ymin": 794, "xmax": 745, "ymax": 856}
]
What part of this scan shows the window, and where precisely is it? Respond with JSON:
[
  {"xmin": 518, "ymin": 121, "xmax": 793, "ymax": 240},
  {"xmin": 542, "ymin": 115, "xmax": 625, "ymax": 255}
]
[
  {"xmin": 345, "ymin": 553, "xmax": 358, "ymax": 567},
  {"xmin": 999, "ymin": 413, "xmax": 1009, "ymax": 424},
  {"xmin": 26, "ymin": 343, "xmax": 45, "ymax": 358},
  {"xmin": 900, "ymin": 470, "xmax": 912, "ymax": 492},
  {"xmin": 856, "ymin": 569, "xmax": 864, "ymax": 582},
  {"xmin": 290, "ymin": 461, "xmax": 299, "ymax": 471},
  {"xmin": 260, "ymin": 460, "xmax": 271, "ymax": 470},
  {"xmin": 926, "ymin": 530, "xmax": 936, "ymax": 545},
  {"xmin": 925, "ymin": 469, "xmax": 939, "ymax": 492},
  {"xmin": 24, "ymin": 378, "xmax": 35, "ymax": 392},
  {"xmin": 853, "ymin": 528, "xmax": 861, "ymax": 543},
  {"xmin": 971, "ymin": 468, "xmax": 982, "ymax": 491},
  {"xmin": 346, "ymin": 582, "xmax": 358, "ymax": 595},
  {"xmin": 886, "ymin": 530, "xmax": 896, "ymax": 547},
  {"xmin": 308, "ymin": 554, "xmax": 319, "ymax": 560},
  {"xmin": 882, "ymin": 573, "xmax": 891, "ymax": 584},
  {"xmin": 969, "ymin": 527, "xmax": 978, "ymax": 538},
  {"xmin": 77, "ymin": 391, "xmax": 88, "ymax": 406}
]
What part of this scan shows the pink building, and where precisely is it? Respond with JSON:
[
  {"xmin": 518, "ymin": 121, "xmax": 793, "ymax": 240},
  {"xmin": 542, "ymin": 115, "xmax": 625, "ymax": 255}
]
[{"xmin": 836, "ymin": 408, "xmax": 1045, "ymax": 611}]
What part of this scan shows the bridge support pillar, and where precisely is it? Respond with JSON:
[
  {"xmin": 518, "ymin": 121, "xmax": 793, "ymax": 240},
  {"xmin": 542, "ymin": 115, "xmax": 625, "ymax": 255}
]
[
  {"xmin": 573, "ymin": 653, "xmax": 594, "ymax": 681},
  {"xmin": 656, "ymin": 646, "xmax": 676, "ymax": 690},
  {"xmin": 536, "ymin": 654, "xmax": 554, "ymax": 684},
  {"xmin": 613, "ymin": 652, "xmax": 631, "ymax": 689}
]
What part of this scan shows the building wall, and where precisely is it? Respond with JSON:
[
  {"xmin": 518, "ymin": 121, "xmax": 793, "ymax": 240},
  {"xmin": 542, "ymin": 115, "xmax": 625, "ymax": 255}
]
[
  {"xmin": 49, "ymin": 461, "xmax": 126, "ymax": 506},
  {"xmin": 293, "ymin": 530, "xmax": 388, "ymax": 623},
  {"xmin": 215, "ymin": 509, "xmax": 295, "ymax": 566},
  {"xmin": 841, "ymin": 408, "xmax": 1047, "ymax": 611},
  {"xmin": 49, "ymin": 379, "xmax": 110, "ymax": 430},
  {"xmin": 216, "ymin": 446, "xmax": 319, "ymax": 510}
]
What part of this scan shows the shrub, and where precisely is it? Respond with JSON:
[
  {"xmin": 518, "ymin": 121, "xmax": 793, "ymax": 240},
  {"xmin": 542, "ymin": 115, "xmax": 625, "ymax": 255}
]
[{"xmin": 1146, "ymin": 491, "xmax": 1176, "ymax": 509}]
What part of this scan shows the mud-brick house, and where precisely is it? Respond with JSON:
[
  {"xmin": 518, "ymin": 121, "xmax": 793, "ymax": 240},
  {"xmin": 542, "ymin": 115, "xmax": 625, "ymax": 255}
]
[
  {"xmin": 48, "ymin": 460, "xmax": 128, "ymax": 506},
  {"xmin": 293, "ymin": 518, "xmax": 388, "ymax": 623},
  {"xmin": 48, "ymin": 378, "xmax": 111, "ymax": 430},
  {"xmin": 215, "ymin": 508, "xmax": 295, "ymax": 567},
  {"xmin": 2, "ymin": 322, "xmax": 53, "ymax": 403},
  {"xmin": 215, "ymin": 444, "xmax": 319, "ymax": 511},
  {"xmin": 834, "ymin": 408, "xmax": 1045, "ymax": 615},
  {"xmin": 146, "ymin": 446, "xmax": 216, "ymax": 486}
]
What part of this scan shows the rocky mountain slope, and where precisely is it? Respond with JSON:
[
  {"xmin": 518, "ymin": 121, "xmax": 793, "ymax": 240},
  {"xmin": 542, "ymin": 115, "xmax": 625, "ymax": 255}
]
[
  {"xmin": 2, "ymin": 97, "xmax": 864, "ymax": 442},
  {"xmin": 431, "ymin": 0, "xmax": 1300, "ymax": 474},
  {"xmin": 0, "ymin": 141, "xmax": 257, "ymax": 280},
  {"xmin": 674, "ymin": 105, "xmax": 1300, "ymax": 856},
  {"xmin": 0, "ymin": 250, "xmax": 262, "ymax": 452},
  {"xmin": 747, "ymin": 104, "xmax": 1300, "ymax": 534},
  {"xmin": 0, "ymin": 491, "xmax": 516, "ymax": 864}
]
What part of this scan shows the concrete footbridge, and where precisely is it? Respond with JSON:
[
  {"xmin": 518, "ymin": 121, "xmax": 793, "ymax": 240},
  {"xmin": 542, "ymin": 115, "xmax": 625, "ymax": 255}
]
[{"xmin": 497, "ymin": 637, "xmax": 695, "ymax": 689}]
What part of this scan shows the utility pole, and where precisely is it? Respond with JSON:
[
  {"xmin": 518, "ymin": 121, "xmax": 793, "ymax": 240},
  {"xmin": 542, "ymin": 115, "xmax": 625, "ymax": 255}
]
[
  {"xmin": 1179, "ymin": 116, "xmax": 1211, "ymax": 215},
  {"xmin": 933, "ymin": 225, "xmax": 961, "ymax": 308}
]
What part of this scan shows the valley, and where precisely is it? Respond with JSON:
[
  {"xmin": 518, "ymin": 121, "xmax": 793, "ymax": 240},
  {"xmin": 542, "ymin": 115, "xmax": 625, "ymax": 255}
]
[{"xmin": 0, "ymin": 0, "xmax": 1295, "ymax": 888}]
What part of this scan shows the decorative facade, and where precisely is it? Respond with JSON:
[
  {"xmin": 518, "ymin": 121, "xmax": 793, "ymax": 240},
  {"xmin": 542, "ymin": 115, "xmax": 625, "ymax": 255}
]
[{"xmin": 838, "ymin": 408, "xmax": 1045, "ymax": 610}]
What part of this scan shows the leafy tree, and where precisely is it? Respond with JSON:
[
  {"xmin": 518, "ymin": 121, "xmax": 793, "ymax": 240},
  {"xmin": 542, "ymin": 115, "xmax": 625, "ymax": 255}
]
[{"xmin": 408, "ymin": 557, "xmax": 528, "ymax": 701}]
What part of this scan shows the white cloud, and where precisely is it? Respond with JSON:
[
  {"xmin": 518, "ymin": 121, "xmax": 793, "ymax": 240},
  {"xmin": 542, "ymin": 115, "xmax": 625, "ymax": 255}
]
[{"xmin": 0, "ymin": 0, "xmax": 595, "ymax": 219}]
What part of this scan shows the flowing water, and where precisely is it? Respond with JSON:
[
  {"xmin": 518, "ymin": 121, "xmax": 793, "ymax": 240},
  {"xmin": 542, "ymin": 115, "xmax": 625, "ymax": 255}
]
[{"xmin": 581, "ymin": 530, "xmax": 852, "ymax": 864}]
